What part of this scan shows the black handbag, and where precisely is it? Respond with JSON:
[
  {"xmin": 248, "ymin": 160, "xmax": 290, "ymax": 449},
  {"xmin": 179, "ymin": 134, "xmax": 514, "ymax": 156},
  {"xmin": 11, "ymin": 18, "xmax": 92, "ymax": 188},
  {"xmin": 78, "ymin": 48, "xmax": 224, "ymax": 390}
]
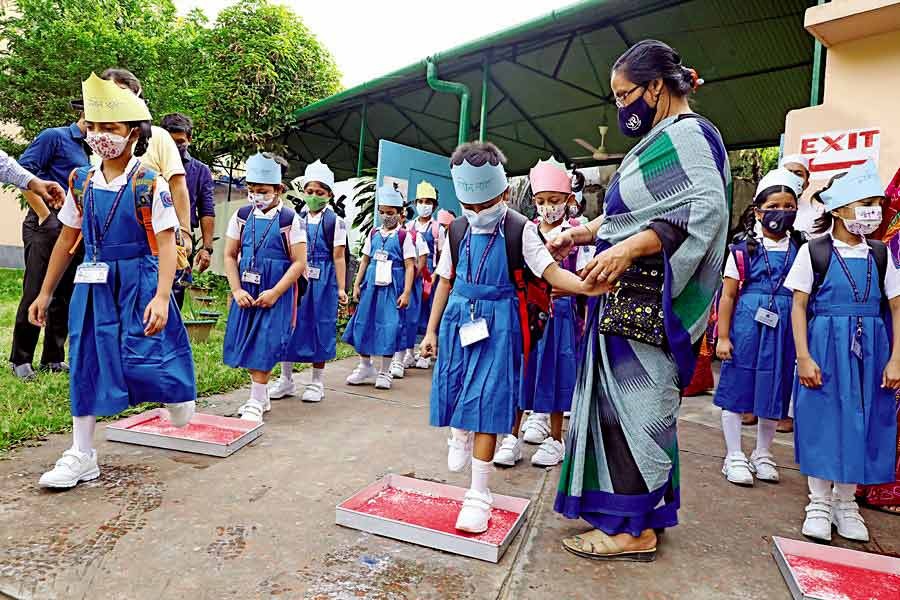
[{"xmin": 596, "ymin": 256, "xmax": 665, "ymax": 347}]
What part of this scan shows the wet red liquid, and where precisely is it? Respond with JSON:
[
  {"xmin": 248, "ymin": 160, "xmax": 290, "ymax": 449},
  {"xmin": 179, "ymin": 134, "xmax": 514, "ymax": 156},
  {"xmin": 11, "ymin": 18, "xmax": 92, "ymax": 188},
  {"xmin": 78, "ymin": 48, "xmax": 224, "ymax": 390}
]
[
  {"xmin": 342, "ymin": 486, "xmax": 521, "ymax": 545},
  {"xmin": 128, "ymin": 417, "xmax": 245, "ymax": 444},
  {"xmin": 786, "ymin": 554, "xmax": 900, "ymax": 600}
]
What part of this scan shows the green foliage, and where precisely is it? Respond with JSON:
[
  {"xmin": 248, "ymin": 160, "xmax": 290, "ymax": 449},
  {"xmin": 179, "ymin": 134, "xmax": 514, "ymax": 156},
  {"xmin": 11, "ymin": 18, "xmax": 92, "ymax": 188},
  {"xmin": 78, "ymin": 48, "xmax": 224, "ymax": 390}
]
[
  {"xmin": 351, "ymin": 176, "xmax": 376, "ymax": 245},
  {"xmin": 0, "ymin": 0, "xmax": 341, "ymax": 161},
  {"xmin": 730, "ymin": 147, "xmax": 781, "ymax": 183}
]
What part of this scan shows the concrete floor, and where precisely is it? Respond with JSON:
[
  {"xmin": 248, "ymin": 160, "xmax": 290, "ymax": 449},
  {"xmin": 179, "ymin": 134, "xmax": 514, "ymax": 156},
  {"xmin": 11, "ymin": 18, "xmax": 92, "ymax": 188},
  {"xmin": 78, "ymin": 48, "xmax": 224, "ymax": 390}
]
[{"xmin": 1, "ymin": 359, "xmax": 898, "ymax": 600}]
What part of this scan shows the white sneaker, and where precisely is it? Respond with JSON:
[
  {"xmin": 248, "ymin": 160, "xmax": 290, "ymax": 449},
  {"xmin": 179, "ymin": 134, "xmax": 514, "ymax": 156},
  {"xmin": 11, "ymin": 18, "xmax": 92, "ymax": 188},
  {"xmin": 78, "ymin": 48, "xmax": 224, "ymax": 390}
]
[
  {"xmin": 455, "ymin": 489, "xmax": 493, "ymax": 533},
  {"xmin": 301, "ymin": 382, "xmax": 324, "ymax": 403},
  {"xmin": 749, "ymin": 450, "xmax": 779, "ymax": 483},
  {"xmin": 532, "ymin": 438, "xmax": 565, "ymax": 467},
  {"xmin": 447, "ymin": 429, "xmax": 474, "ymax": 472},
  {"xmin": 832, "ymin": 498, "xmax": 869, "ymax": 542},
  {"xmin": 722, "ymin": 453, "xmax": 754, "ymax": 486},
  {"xmin": 268, "ymin": 377, "xmax": 295, "ymax": 399},
  {"xmin": 375, "ymin": 372, "xmax": 393, "ymax": 390},
  {"xmin": 493, "ymin": 435, "xmax": 523, "ymax": 467},
  {"xmin": 402, "ymin": 350, "xmax": 416, "ymax": 369},
  {"xmin": 164, "ymin": 400, "xmax": 195, "ymax": 427},
  {"xmin": 390, "ymin": 360, "xmax": 405, "ymax": 379},
  {"xmin": 39, "ymin": 448, "xmax": 100, "ymax": 488},
  {"xmin": 802, "ymin": 495, "xmax": 833, "ymax": 541},
  {"xmin": 522, "ymin": 413, "xmax": 551, "ymax": 444},
  {"xmin": 415, "ymin": 357, "xmax": 431, "ymax": 369},
  {"xmin": 238, "ymin": 398, "xmax": 268, "ymax": 422},
  {"xmin": 346, "ymin": 364, "xmax": 377, "ymax": 386}
]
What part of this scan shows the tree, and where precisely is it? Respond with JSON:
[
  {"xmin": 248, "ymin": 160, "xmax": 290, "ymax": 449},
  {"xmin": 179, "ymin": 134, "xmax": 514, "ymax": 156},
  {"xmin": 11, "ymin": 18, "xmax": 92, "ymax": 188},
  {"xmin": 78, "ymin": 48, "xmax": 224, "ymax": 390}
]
[{"xmin": 730, "ymin": 147, "xmax": 780, "ymax": 183}]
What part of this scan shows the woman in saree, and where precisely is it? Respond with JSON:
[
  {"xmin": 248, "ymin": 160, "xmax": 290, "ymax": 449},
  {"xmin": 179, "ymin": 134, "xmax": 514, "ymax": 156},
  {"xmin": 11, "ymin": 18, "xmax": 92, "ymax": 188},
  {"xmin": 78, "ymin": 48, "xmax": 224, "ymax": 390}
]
[{"xmin": 548, "ymin": 40, "xmax": 731, "ymax": 561}]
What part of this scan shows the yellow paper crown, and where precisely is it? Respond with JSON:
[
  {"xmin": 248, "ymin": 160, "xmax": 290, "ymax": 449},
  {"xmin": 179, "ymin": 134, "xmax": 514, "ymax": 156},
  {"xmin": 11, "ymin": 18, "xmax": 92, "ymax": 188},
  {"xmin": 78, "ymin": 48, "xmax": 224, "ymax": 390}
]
[
  {"xmin": 82, "ymin": 73, "xmax": 152, "ymax": 122},
  {"xmin": 416, "ymin": 181, "xmax": 437, "ymax": 200}
]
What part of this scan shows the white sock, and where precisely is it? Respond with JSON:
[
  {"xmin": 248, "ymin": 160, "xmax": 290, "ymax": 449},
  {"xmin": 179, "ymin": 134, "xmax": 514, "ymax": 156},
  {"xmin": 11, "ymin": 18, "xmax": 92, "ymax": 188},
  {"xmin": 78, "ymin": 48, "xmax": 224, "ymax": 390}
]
[
  {"xmin": 280, "ymin": 362, "xmax": 293, "ymax": 381},
  {"xmin": 312, "ymin": 368, "xmax": 324, "ymax": 383},
  {"xmin": 72, "ymin": 415, "xmax": 96, "ymax": 453},
  {"xmin": 721, "ymin": 410, "xmax": 744, "ymax": 456},
  {"xmin": 471, "ymin": 457, "xmax": 493, "ymax": 495},
  {"xmin": 381, "ymin": 356, "xmax": 393, "ymax": 372},
  {"xmin": 755, "ymin": 418, "xmax": 778, "ymax": 455},
  {"xmin": 405, "ymin": 348, "xmax": 414, "ymax": 359},
  {"xmin": 165, "ymin": 400, "xmax": 196, "ymax": 427},
  {"xmin": 808, "ymin": 476, "xmax": 832, "ymax": 498},
  {"xmin": 250, "ymin": 382, "xmax": 268, "ymax": 403},
  {"xmin": 451, "ymin": 427, "xmax": 470, "ymax": 442},
  {"xmin": 833, "ymin": 482, "xmax": 857, "ymax": 502},
  {"xmin": 360, "ymin": 356, "xmax": 373, "ymax": 368}
]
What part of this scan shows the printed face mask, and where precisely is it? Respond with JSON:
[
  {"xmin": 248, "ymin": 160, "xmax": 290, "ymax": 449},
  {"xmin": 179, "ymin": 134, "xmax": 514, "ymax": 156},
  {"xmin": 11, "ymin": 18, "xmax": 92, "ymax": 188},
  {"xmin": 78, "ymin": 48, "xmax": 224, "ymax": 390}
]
[
  {"xmin": 381, "ymin": 214, "xmax": 401, "ymax": 229},
  {"xmin": 416, "ymin": 203, "xmax": 434, "ymax": 219},
  {"xmin": 537, "ymin": 203, "xmax": 566, "ymax": 224},
  {"xmin": 759, "ymin": 209, "xmax": 797, "ymax": 235},
  {"xmin": 304, "ymin": 193, "xmax": 329, "ymax": 213},
  {"xmin": 463, "ymin": 201, "xmax": 506, "ymax": 230},
  {"xmin": 840, "ymin": 205, "xmax": 882, "ymax": 236},
  {"xmin": 617, "ymin": 89, "xmax": 657, "ymax": 138},
  {"xmin": 248, "ymin": 192, "xmax": 276, "ymax": 211},
  {"xmin": 86, "ymin": 131, "xmax": 133, "ymax": 160}
]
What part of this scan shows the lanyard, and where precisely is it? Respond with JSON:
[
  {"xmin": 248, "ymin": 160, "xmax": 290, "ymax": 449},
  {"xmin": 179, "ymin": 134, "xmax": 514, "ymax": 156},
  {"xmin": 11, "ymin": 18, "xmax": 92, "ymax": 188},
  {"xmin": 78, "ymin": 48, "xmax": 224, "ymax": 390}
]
[
  {"xmin": 759, "ymin": 242, "xmax": 794, "ymax": 307},
  {"xmin": 307, "ymin": 213, "xmax": 322, "ymax": 255},
  {"xmin": 465, "ymin": 216, "xmax": 504, "ymax": 285},
  {"xmin": 87, "ymin": 162, "xmax": 140, "ymax": 262},
  {"xmin": 248, "ymin": 210, "xmax": 280, "ymax": 269},
  {"xmin": 830, "ymin": 246, "xmax": 874, "ymax": 345}
]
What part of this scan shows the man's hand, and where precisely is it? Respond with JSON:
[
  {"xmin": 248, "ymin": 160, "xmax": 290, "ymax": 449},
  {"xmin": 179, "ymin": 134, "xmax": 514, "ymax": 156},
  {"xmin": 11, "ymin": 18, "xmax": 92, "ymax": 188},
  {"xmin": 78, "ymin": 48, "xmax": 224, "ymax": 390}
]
[
  {"xmin": 28, "ymin": 178, "xmax": 65, "ymax": 209},
  {"xmin": 194, "ymin": 248, "xmax": 211, "ymax": 273}
]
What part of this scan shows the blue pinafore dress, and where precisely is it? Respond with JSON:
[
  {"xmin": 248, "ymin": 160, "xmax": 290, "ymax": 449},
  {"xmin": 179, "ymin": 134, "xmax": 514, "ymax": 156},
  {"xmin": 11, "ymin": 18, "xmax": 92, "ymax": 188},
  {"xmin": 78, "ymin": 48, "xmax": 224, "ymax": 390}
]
[
  {"xmin": 69, "ymin": 166, "xmax": 196, "ymax": 417},
  {"xmin": 342, "ymin": 230, "xmax": 406, "ymax": 357},
  {"xmin": 429, "ymin": 225, "xmax": 521, "ymax": 434},
  {"xmin": 402, "ymin": 231, "xmax": 424, "ymax": 349},
  {"xmin": 417, "ymin": 221, "xmax": 439, "ymax": 335},
  {"xmin": 284, "ymin": 212, "xmax": 338, "ymax": 363},
  {"xmin": 715, "ymin": 243, "xmax": 797, "ymax": 419},
  {"xmin": 223, "ymin": 209, "xmax": 297, "ymax": 372},
  {"xmin": 793, "ymin": 250, "xmax": 897, "ymax": 484}
]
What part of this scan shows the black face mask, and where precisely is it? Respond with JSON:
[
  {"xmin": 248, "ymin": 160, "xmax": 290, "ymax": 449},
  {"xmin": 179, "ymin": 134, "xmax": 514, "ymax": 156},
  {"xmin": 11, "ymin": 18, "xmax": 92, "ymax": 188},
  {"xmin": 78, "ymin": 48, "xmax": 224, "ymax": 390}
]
[
  {"xmin": 759, "ymin": 209, "xmax": 797, "ymax": 235},
  {"xmin": 176, "ymin": 143, "xmax": 190, "ymax": 161}
]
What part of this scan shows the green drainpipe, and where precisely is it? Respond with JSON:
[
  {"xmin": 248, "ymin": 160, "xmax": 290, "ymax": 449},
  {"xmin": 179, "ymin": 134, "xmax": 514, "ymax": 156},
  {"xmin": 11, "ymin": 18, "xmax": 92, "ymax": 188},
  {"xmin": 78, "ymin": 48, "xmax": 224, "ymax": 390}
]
[{"xmin": 426, "ymin": 57, "xmax": 471, "ymax": 147}]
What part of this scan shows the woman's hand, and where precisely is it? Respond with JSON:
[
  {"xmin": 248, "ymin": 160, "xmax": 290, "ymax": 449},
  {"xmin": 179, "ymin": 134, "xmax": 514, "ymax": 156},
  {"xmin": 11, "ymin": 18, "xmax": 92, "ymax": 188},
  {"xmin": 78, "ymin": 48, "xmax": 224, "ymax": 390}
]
[
  {"xmin": 255, "ymin": 289, "xmax": 280, "ymax": 308},
  {"xmin": 143, "ymin": 293, "xmax": 169, "ymax": 336},
  {"xmin": 584, "ymin": 240, "xmax": 635, "ymax": 285},
  {"xmin": 353, "ymin": 282, "xmax": 362, "ymax": 303},
  {"xmin": 547, "ymin": 229, "xmax": 576, "ymax": 261},
  {"xmin": 397, "ymin": 291, "xmax": 410, "ymax": 309},
  {"xmin": 420, "ymin": 332, "xmax": 438, "ymax": 358},
  {"xmin": 232, "ymin": 288, "xmax": 254, "ymax": 309},
  {"xmin": 716, "ymin": 338, "xmax": 733, "ymax": 361},
  {"xmin": 797, "ymin": 356, "xmax": 822, "ymax": 389},
  {"xmin": 882, "ymin": 359, "xmax": 900, "ymax": 389},
  {"xmin": 28, "ymin": 293, "xmax": 52, "ymax": 327},
  {"xmin": 578, "ymin": 279, "xmax": 612, "ymax": 297},
  {"xmin": 338, "ymin": 290, "xmax": 349, "ymax": 305}
]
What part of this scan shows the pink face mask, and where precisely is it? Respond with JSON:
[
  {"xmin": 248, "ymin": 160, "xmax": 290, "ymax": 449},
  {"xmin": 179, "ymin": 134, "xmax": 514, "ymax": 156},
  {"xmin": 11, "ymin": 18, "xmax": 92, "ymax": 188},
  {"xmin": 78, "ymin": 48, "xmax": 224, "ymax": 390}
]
[{"xmin": 86, "ymin": 130, "xmax": 133, "ymax": 160}]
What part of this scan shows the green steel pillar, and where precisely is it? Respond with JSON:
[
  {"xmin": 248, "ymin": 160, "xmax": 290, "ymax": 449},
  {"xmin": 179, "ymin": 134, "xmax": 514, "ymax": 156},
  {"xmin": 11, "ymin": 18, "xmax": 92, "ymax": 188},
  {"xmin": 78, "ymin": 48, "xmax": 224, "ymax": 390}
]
[
  {"xmin": 479, "ymin": 57, "xmax": 490, "ymax": 142},
  {"xmin": 810, "ymin": 0, "xmax": 827, "ymax": 107},
  {"xmin": 356, "ymin": 102, "xmax": 367, "ymax": 177}
]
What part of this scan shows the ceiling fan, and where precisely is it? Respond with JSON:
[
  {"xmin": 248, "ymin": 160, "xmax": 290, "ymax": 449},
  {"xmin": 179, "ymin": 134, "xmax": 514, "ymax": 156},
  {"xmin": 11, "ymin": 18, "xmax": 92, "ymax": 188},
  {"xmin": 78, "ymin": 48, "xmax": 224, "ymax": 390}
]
[{"xmin": 573, "ymin": 125, "xmax": 624, "ymax": 162}]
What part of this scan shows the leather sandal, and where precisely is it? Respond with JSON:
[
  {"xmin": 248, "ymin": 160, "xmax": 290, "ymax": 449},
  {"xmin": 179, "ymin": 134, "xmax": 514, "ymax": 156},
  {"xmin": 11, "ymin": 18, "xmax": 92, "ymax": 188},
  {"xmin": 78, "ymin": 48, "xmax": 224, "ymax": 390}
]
[{"xmin": 562, "ymin": 529, "xmax": 656, "ymax": 562}]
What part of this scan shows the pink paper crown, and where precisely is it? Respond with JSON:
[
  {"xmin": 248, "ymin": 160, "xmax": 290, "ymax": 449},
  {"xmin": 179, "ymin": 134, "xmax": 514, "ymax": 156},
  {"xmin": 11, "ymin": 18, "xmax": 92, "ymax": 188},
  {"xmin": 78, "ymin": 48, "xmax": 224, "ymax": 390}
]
[{"xmin": 529, "ymin": 159, "xmax": 571, "ymax": 194}]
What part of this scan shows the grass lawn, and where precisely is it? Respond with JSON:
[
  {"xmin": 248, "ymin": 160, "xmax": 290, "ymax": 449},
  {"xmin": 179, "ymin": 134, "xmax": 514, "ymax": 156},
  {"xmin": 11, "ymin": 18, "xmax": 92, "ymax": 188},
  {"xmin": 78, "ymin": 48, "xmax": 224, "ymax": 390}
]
[{"xmin": 0, "ymin": 268, "xmax": 355, "ymax": 454}]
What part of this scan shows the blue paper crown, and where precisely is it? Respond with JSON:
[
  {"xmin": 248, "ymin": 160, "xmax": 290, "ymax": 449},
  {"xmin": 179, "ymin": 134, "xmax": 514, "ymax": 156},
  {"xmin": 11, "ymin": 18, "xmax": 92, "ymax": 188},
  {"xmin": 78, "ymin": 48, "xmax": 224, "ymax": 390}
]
[
  {"xmin": 246, "ymin": 153, "xmax": 283, "ymax": 185},
  {"xmin": 451, "ymin": 159, "xmax": 508, "ymax": 205},
  {"xmin": 377, "ymin": 185, "xmax": 404, "ymax": 208},
  {"xmin": 820, "ymin": 160, "xmax": 885, "ymax": 211}
]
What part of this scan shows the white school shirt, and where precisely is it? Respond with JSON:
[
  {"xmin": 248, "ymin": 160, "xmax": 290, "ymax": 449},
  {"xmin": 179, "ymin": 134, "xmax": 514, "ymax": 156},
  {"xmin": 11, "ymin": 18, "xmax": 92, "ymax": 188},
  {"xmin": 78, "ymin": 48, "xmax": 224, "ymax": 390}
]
[
  {"xmin": 412, "ymin": 218, "xmax": 446, "ymax": 269},
  {"xmin": 305, "ymin": 207, "xmax": 347, "ymax": 247},
  {"xmin": 225, "ymin": 200, "xmax": 307, "ymax": 246},
  {"xmin": 434, "ymin": 212, "xmax": 556, "ymax": 280},
  {"xmin": 723, "ymin": 224, "xmax": 791, "ymax": 281},
  {"xmin": 414, "ymin": 231, "xmax": 431, "ymax": 259},
  {"xmin": 361, "ymin": 226, "xmax": 418, "ymax": 260},
  {"xmin": 58, "ymin": 157, "xmax": 178, "ymax": 234},
  {"xmin": 783, "ymin": 233, "xmax": 900, "ymax": 299},
  {"xmin": 540, "ymin": 219, "xmax": 596, "ymax": 272}
]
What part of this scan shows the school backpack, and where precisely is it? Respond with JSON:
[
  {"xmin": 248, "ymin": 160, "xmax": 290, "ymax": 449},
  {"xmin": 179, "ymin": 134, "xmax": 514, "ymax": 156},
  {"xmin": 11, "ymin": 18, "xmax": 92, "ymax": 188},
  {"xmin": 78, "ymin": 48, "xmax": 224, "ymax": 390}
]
[
  {"xmin": 236, "ymin": 205, "xmax": 309, "ymax": 299},
  {"xmin": 407, "ymin": 220, "xmax": 443, "ymax": 298},
  {"xmin": 808, "ymin": 235, "xmax": 887, "ymax": 301},
  {"xmin": 302, "ymin": 207, "xmax": 352, "ymax": 268},
  {"xmin": 448, "ymin": 210, "xmax": 552, "ymax": 362}
]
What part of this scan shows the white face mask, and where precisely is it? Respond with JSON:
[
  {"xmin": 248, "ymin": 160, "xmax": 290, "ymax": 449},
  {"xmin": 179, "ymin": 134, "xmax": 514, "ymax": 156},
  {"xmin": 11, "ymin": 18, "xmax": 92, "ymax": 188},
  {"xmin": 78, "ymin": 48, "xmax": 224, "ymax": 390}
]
[
  {"xmin": 248, "ymin": 192, "xmax": 276, "ymax": 211},
  {"xmin": 416, "ymin": 203, "xmax": 434, "ymax": 219},
  {"xmin": 537, "ymin": 203, "xmax": 566, "ymax": 224},
  {"xmin": 86, "ymin": 131, "xmax": 132, "ymax": 160},
  {"xmin": 463, "ymin": 201, "xmax": 506, "ymax": 230},
  {"xmin": 840, "ymin": 205, "xmax": 882, "ymax": 236}
]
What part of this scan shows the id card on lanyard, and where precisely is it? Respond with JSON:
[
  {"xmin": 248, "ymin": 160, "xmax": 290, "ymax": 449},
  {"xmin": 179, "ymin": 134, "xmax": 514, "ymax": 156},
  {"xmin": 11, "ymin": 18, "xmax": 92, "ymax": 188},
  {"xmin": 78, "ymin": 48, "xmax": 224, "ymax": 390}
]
[
  {"xmin": 831, "ymin": 247, "xmax": 873, "ymax": 359},
  {"xmin": 459, "ymin": 218, "xmax": 503, "ymax": 348},
  {"xmin": 373, "ymin": 236, "xmax": 393, "ymax": 286},
  {"xmin": 242, "ymin": 211, "xmax": 279, "ymax": 286},
  {"xmin": 753, "ymin": 244, "xmax": 794, "ymax": 328}
]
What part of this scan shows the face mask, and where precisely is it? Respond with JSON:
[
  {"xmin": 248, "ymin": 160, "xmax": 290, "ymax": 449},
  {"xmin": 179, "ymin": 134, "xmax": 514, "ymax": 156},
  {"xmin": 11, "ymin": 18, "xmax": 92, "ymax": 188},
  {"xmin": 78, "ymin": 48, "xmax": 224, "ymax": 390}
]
[
  {"xmin": 248, "ymin": 192, "xmax": 276, "ymax": 211},
  {"xmin": 304, "ymin": 193, "xmax": 329, "ymax": 213},
  {"xmin": 617, "ymin": 90, "xmax": 657, "ymax": 138},
  {"xmin": 840, "ymin": 205, "xmax": 882, "ymax": 236},
  {"xmin": 381, "ymin": 214, "xmax": 401, "ymax": 229},
  {"xmin": 416, "ymin": 203, "xmax": 434, "ymax": 219},
  {"xmin": 537, "ymin": 203, "xmax": 566, "ymax": 224},
  {"xmin": 463, "ymin": 201, "xmax": 506, "ymax": 230},
  {"xmin": 567, "ymin": 204, "xmax": 580, "ymax": 219},
  {"xmin": 86, "ymin": 131, "xmax": 132, "ymax": 160},
  {"xmin": 176, "ymin": 143, "xmax": 190, "ymax": 162},
  {"xmin": 758, "ymin": 209, "xmax": 797, "ymax": 235}
]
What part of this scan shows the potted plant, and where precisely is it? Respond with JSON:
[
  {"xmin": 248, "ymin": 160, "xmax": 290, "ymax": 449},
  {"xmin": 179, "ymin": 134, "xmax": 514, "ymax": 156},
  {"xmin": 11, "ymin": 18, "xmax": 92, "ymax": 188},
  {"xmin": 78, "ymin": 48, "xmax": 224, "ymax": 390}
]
[{"xmin": 180, "ymin": 288, "xmax": 217, "ymax": 342}]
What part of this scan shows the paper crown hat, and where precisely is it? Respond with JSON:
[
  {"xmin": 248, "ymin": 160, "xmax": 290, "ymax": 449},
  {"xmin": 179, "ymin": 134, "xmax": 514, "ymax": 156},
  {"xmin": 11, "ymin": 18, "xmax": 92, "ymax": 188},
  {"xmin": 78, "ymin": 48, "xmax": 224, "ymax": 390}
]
[
  {"xmin": 820, "ymin": 160, "xmax": 885, "ymax": 212},
  {"xmin": 81, "ymin": 73, "xmax": 151, "ymax": 122},
  {"xmin": 416, "ymin": 181, "xmax": 438, "ymax": 200},
  {"xmin": 298, "ymin": 159, "xmax": 335, "ymax": 190},
  {"xmin": 530, "ymin": 157, "xmax": 572, "ymax": 194},
  {"xmin": 450, "ymin": 159, "xmax": 508, "ymax": 205},
  {"xmin": 245, "ymin": 153, "xmax": 283, "ymax": 185},
  {"xmin": 779, "ymin": 154, "xmax": 810, "ymax": 172},
  {"xmin": 377, "ymin": 185, "xmax": 404, "ymax": 208},
  {"xmin": 755, "ymin": 168, "xmax": 804, "ymax": 200}
]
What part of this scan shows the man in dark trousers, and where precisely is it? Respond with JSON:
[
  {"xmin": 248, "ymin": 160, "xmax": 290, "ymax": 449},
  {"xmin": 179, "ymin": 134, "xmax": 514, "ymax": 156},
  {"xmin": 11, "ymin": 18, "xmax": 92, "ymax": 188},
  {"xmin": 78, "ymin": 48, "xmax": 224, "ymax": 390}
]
[
  {"xmin": 160, "ymin": 113, "xmax": 215, "ymax": 308},
  {"xmin": 10, "ymin": 107, "xmax": 90, "ymax": 380}
]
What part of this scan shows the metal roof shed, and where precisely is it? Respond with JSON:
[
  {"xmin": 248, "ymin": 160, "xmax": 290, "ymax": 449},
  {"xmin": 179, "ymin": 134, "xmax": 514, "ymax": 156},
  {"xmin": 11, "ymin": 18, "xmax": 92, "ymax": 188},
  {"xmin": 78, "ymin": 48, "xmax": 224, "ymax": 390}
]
[{"xmin": 286, "ymin": 0, "xmax": 814, "ymax": 179}]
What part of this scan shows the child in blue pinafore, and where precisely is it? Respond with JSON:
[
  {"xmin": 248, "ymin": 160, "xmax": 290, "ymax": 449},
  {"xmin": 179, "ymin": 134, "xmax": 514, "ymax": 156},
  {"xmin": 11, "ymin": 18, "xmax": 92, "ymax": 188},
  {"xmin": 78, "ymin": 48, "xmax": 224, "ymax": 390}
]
[
  {"xmin": 30, "ymin": 74, "xmax": 196, "ymax": 490},
  {"xmin": 495, "ymin": 158, "xmax": 594, "ymax": 470},
  {"xmin": 420, "ymin": 142, "xmax": 600, "ymax": 534},
  {"xmin": 785, "ymin": 160, "xmax": 900, "ymax": 543},
  {"xmin": 343, "ymin": 186, "xmax": 415, "ymax": 391},
  {"xmin": 223, "ymin": 153, "xmax": 308, "ymax": 422},
  {"xmin": 390, "ymin": 210, "xmax": 431, "ymax": 379},
  {"xmin": 270, "ymin": 160, "xmax": 348, "ymax": 403},
  {"xmin": 714, "ymin": 168, "xmax": 804, "ymax": 487}
]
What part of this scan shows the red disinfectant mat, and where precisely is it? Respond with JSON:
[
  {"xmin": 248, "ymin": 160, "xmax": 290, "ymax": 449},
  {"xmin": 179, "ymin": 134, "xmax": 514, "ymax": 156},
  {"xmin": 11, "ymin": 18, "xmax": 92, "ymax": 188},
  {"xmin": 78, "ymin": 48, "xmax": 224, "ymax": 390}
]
[
  {"xmin": 336, "ymin": 474, "xmax": 530, "ymax": 563},
  {"xmin": 773, "ymin": 536, "xmax": 900, "ymax": 600},
  {"xmin": 105, "ymin": 408, "xmax": 263, "ymax": 457}
]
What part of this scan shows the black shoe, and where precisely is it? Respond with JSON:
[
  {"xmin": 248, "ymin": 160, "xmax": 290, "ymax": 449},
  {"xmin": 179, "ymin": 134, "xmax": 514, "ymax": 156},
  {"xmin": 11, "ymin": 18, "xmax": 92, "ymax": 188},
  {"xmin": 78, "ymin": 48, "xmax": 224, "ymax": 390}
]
[
  {"xmin": 42, "ymin": 362, "xmax": 69, "ymax": 373},
  {"xmin": 12, "ymin": 363, "xmax": 37, "ymax": 381}
]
